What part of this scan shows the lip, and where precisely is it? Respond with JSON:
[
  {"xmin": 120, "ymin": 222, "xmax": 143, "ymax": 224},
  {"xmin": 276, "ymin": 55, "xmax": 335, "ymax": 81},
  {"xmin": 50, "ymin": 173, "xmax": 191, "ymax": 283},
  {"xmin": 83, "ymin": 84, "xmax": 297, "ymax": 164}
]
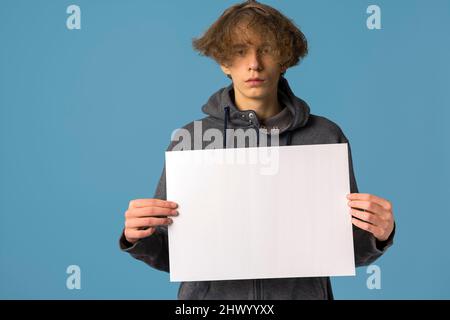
[{"xmin": 245, "ymin": 79, "xmax": 265, "ymax": 87}]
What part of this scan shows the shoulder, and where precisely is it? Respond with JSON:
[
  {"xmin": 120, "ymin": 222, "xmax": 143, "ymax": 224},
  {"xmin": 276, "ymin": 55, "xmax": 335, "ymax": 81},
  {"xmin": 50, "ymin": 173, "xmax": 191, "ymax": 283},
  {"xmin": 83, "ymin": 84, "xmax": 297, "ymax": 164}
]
[
  {"xmin": 166, "ymin": 116, "xmax": 218, "ymax": 151},
  {"xmin": 303, "ymin": 114, "xmax": 349, "ymax": 143},
  {"xmin": 171, "ymin": 116, "xmax": 216, "ymax": 135}
]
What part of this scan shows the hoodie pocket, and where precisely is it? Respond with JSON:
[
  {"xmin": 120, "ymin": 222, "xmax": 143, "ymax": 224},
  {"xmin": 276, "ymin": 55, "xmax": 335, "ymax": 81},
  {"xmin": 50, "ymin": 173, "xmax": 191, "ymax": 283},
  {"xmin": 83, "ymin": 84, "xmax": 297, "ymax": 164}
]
[{"xmin": 178, "ymin": 281, "xmax": 210, "ymax": 300}]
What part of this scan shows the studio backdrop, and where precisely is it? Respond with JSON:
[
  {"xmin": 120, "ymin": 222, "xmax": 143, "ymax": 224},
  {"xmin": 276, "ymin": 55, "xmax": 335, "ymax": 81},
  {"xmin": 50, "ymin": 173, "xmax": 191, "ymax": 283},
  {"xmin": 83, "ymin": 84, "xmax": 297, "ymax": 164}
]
[{"xmin": 1, "ymin": 0, "xmax": 449, "ymax": 299}]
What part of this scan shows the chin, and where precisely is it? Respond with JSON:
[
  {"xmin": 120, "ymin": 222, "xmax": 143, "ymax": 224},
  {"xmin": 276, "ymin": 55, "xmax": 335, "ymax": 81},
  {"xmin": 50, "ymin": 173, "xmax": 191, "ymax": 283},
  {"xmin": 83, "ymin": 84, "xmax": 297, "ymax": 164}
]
[{"xmin": 246, "ymin": 92, "xmax": 267, "ymax": 99}]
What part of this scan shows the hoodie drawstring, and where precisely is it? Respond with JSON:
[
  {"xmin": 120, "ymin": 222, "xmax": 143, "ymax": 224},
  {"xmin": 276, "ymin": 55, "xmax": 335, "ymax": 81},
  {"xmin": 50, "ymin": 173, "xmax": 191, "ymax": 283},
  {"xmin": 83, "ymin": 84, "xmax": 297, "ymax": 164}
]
[
  {"xmin": 286, "ymin": 130, "xmax": 292, "ymax": 146},
  {"xmin": 223, "ymin": 106, "xmax": 230, "ymax": 148},
  {"xmin": 256, "ymin": 126, "xmax": 260, "ymax": 147}
]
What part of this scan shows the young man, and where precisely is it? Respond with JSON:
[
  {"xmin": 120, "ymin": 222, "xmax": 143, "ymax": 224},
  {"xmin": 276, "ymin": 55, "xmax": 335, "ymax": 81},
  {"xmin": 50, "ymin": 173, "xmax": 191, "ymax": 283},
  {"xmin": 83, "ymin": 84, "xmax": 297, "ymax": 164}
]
[{"xmin": 120, "ymin": 0, "xmax": 395, "ymax": 299}]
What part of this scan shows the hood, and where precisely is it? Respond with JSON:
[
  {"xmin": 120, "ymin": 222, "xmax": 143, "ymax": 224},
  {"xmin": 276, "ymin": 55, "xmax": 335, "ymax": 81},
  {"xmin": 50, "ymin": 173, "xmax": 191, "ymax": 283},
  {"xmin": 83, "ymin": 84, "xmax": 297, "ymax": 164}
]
[{"xmin": 201, "ymin": 76, "xmax": 310, "ymax": 133}]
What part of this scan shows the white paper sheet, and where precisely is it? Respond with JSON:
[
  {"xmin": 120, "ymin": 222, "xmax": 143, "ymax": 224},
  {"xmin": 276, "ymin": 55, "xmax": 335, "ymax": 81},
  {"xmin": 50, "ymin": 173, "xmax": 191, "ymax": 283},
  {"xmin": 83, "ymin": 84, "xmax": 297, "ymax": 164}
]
[{"xmin": 165, "ymin": 143, "xmax": 355, "ymax": 282}]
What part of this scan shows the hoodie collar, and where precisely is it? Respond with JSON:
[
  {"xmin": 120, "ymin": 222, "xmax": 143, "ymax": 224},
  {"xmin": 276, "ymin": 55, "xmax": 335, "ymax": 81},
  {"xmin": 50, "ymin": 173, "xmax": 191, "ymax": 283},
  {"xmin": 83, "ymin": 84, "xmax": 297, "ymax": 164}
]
[{"xmin": 201, "ymin": 76, "xmax": 310, "ymax": 134}]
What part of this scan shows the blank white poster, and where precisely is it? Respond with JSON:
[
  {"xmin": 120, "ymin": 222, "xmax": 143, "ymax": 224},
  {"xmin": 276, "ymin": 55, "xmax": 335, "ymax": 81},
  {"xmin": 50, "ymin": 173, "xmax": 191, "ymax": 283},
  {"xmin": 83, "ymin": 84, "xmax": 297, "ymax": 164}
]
[{"xmin": 165, "ymin": 143, "xmax": 355, "ymax": 282}]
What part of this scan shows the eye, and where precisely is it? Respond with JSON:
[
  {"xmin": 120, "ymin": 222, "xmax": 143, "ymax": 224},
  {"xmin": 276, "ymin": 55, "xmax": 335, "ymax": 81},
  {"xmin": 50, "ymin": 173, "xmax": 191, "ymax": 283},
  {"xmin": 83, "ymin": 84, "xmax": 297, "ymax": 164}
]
[
  {"xmin": 261, "ymin": 46, "xmax": 273, "ymax": 55},
  {"xmin": 235, "ymin": 49, "xmax": 246, "ymax": 56}
]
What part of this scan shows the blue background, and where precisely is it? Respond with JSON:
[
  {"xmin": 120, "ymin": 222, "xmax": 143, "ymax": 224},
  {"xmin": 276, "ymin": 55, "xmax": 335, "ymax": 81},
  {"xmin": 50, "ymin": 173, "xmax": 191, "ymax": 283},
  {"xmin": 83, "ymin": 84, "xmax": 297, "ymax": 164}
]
[{"xmin": 1, "ymin": 0, "xmax": 449, "ymax": 299}]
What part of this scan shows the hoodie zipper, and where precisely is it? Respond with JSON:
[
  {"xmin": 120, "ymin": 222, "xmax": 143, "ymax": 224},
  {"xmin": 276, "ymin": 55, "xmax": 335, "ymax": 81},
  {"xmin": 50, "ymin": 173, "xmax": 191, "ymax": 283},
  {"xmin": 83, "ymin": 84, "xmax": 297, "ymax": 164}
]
[
  {"xmin": 259, "ymin": 279, "xmax": 263, "ymax": 299},
  {"xmin": 254, "ymin": 279, "xmax": 263, "ymax": 299}
]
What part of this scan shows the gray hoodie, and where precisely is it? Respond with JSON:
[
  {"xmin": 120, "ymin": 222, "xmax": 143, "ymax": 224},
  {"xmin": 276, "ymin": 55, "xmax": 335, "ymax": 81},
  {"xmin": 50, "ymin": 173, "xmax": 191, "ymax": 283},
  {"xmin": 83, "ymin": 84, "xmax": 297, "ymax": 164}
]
[{"xmin": 119, "ymin": 76, "xmax": 395, "ymax": 300}]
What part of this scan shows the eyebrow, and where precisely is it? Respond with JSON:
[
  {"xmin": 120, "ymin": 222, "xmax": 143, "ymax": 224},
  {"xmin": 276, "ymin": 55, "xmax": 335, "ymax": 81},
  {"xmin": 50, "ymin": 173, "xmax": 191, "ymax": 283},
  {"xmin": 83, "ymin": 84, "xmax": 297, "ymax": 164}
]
[
  {"xmin": 231, "ymin": 44, "xmax": 248, "ymax": 49},
  {"xmin": 231, "ymin": 43, "xmax": 270, "ymax": 49}
]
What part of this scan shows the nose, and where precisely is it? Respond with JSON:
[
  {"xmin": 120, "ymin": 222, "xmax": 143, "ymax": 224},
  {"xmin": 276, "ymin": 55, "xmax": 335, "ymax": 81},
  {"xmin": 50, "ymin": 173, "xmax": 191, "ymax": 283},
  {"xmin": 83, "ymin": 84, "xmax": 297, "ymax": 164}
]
[{"xmin": 248, "ymin": 49, "xmax": 263, "ymax": 71}]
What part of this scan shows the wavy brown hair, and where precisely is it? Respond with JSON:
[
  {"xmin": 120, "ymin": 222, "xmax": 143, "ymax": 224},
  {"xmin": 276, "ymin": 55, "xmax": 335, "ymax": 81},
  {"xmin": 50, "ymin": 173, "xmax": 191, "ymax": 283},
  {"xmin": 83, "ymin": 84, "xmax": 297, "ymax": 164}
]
[{"xmin": 192, "ymin": 0, "xmax": 308, "ymax": 75}]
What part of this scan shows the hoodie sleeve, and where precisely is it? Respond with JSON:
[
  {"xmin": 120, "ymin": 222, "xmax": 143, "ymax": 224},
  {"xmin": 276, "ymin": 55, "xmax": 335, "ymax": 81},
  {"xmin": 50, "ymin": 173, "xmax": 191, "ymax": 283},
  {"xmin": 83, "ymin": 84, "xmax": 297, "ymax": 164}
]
[
  {"xmin": 346, "ymin": 139, "xmax": 395, "ymax": 267},
  {"xmin": 119, "ymin": 163, "xmax": 171, "ymax": 273}
]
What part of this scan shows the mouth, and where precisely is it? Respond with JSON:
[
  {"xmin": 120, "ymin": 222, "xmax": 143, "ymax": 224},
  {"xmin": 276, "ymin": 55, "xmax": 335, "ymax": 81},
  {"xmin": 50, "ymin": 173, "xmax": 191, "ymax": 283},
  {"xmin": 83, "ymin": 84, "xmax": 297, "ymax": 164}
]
[{"xmin": 245, "ymin": 78, "xmax": 265, "ymax": 87}]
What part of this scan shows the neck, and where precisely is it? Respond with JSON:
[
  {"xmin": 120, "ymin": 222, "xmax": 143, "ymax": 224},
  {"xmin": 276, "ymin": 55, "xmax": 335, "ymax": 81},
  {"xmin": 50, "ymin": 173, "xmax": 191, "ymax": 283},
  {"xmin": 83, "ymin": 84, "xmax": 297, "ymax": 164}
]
[{"xmin": 233, "ymin": 88, "xmax": 282, "ymax": 121}]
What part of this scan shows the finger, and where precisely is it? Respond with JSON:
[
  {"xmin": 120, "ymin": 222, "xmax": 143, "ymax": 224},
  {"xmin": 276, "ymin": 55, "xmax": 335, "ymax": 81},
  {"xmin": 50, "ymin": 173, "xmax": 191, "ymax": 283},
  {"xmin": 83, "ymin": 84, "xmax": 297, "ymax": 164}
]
[
  {"xmin": 352, "ymin": 218, "xmax": 382, "ymax": 238},
  {"xmin": 347, "ymin": 200, "xmax": 386, "ymax": 216},
  {"xmin": 125, "ymin": 206, "xmax": 179, "ymax": 218},
  {"xmin": 129, "ymin": 199, "xmax": 178, "ymax": 209},
  {"xmin": 350, "ymin": 208, "xmax": 383, "ymax": 226},
  {"xmin": 125, "ymin": 228, "xmax": 155, "ymax": 240},
  {"xmin": 347, "ymin": 193, "xmax": 392, "ymax": 211},
  {"xmin": 126, "ymin": 217, "xmax": 173, "ymax": 229}
]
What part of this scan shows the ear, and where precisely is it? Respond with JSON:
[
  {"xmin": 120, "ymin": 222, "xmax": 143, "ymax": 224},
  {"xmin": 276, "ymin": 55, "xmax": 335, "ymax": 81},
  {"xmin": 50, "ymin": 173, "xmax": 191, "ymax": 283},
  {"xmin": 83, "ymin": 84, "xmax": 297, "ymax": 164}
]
[{"xmin": 220, "ymin": 64, "xmax": 231, "ymax": 77}]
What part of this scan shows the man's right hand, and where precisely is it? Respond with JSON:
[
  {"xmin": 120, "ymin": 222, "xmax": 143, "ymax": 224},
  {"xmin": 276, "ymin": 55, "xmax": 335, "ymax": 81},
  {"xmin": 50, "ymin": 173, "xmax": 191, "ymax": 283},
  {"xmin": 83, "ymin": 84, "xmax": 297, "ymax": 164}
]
[{"xmin": 124, "ymin": 199, "xmax": 179, "ymax": 244}]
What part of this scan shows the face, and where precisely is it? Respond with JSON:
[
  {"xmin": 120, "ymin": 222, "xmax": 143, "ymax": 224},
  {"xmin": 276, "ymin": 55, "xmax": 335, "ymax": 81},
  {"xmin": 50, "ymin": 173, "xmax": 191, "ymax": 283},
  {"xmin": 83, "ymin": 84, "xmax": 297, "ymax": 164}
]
[{"xmin": 220, "ymin": 30, "xmax": 286, "ymax": 103}]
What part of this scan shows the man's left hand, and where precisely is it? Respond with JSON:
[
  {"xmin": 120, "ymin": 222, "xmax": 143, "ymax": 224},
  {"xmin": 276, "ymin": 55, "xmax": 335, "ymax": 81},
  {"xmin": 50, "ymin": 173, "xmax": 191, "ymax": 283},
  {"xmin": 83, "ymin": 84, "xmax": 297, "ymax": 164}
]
[{"xmin": 347, "ymin": 193, "xmax": 395, "ymax": 242}]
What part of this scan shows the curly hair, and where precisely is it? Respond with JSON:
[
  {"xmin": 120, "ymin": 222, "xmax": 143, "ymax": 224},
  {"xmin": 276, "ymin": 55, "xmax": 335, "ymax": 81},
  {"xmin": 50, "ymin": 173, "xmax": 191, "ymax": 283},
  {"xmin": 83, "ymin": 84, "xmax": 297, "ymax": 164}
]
[{"xmin": 192, "ymin": 0, "xmax": 308, "ymax": 75}]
